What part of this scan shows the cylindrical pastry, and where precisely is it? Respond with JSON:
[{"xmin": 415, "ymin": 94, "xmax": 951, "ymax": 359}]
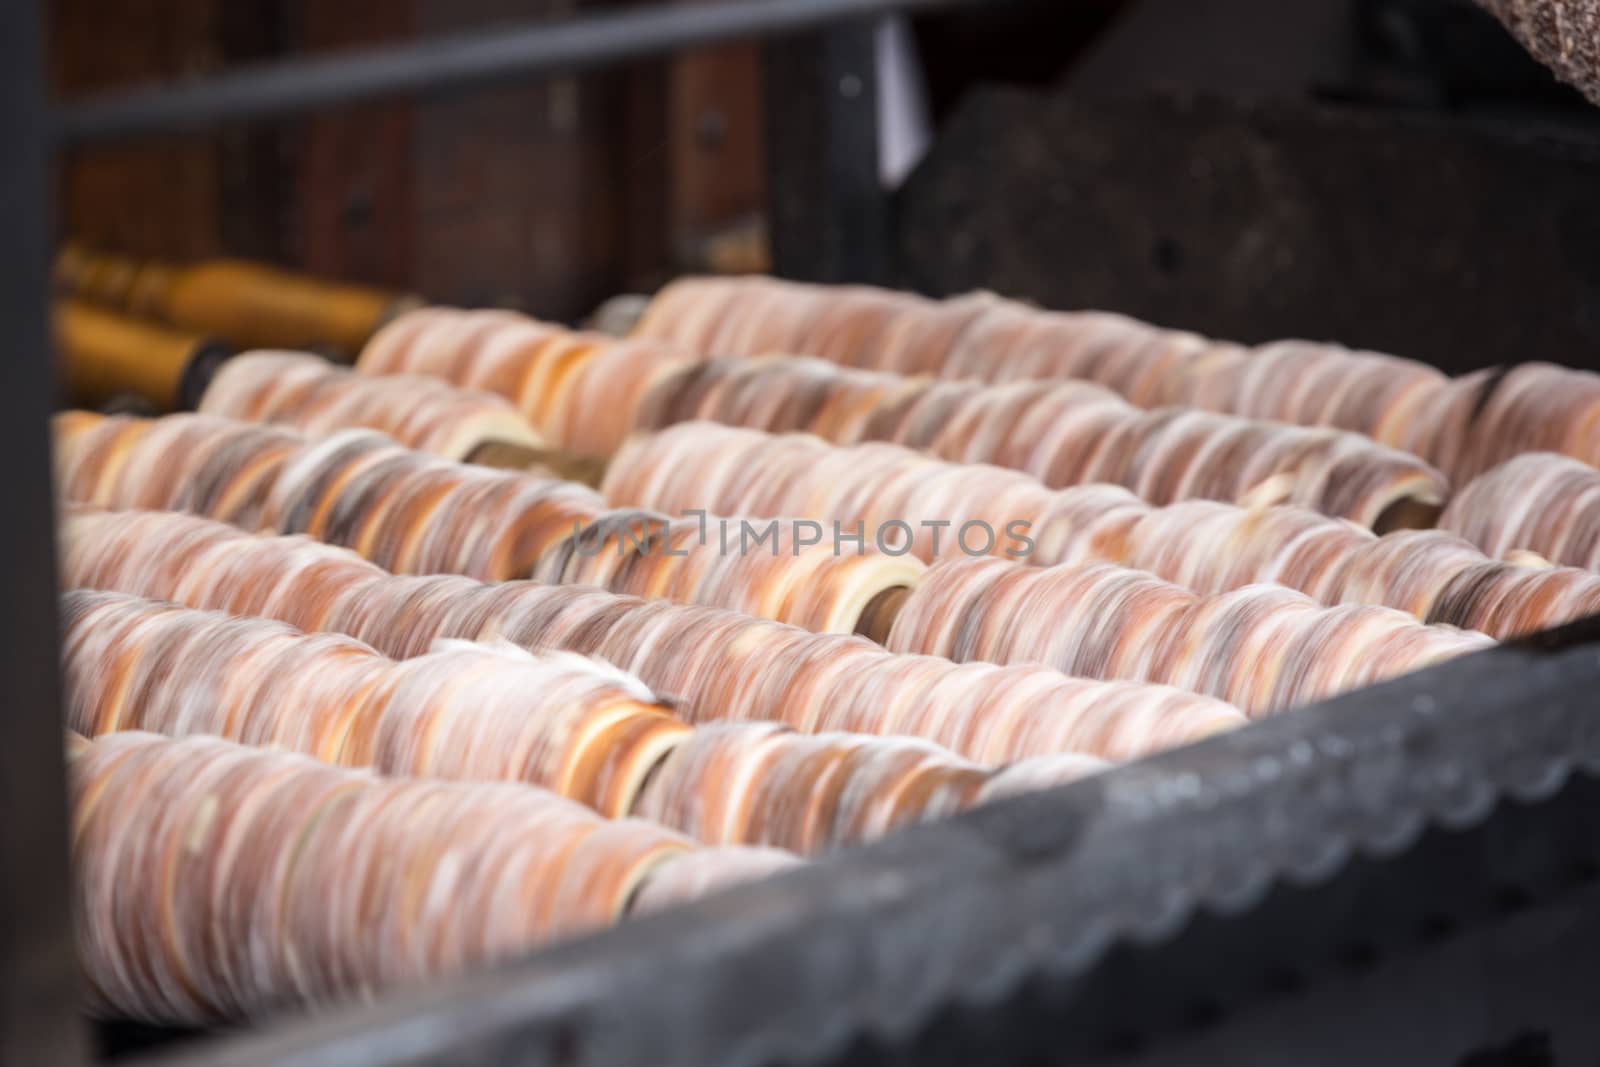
[
  {"xmin": 884, "ymin": 558, "xmax": 1495, "ymax": 717},
  {"xmin": 201, "ymin": 350, "xmax": 543, "ymax": 460},
  {"xmin": 633, "ymin": 275, "xmax": 1456, "ymax": 448},
  {"xmin": 630, "ymin": 723, "xmax": 1072, "ymax": 855},
  {"xmin": 61, "ymin": 589, "xmax": 1115, "ymax": 847},
  {"xmin": 632, "ymin": 276, "xmax": 1600, "ymax": 483},
  {"xmin": 1440, "ymin": 363, "xmax": 1600, "ymax": 484},
  {"xmin": 60, "ymin": 590, "xmax": 684, "ymax": 818},
  {"xmin": 1441, "ymin": 452, "xmax": 1600, "ymax": 569},
  {"xmin": 70, "ymin": 730, "xmax": 786, "ymax": 1025},
  {"xmin": 54, "ymin": 412, "xmax": 917, "ymax": 635},
  {"xmin": 602, "ymin": 424, "xmax": 1600, "ymax": 640},
  {"xmin": 63, "ymin": 507, "xmax": 1246, "ymax": 765},
  {"xmin": 627, "ymin": 847, "xmax": 801, "ymax": 916},
  {"xmin": 624, "ymin": 359, "xmax": 1448, "ymax": 528},
  {"xmin": 358, "ymin": 307, "xmax": 695, "ymax": 457}
]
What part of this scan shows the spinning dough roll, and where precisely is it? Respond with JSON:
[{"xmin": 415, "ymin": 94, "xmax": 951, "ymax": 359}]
[
  {"xmin": 627, "ymin": 359, "xmax": 1447, "ymax": 528},
  {"xmin": 70, "ymin": 731, "xmax": 781, "ymax": 1025},
  {"xmin": 605, "ymin": 424, "xmax": 1600, "ymax": 640},
  {"xmin": 359, "ymin": 296, "xmax": 1452, "ymax": 526},
  {"xmin": 884, "ymin": 558, "xmax": 1494, "ymax": 717},
  {"xmin": 630, "ymin": 723, "xmax": 1104, "ymax": 854},
  {"xmin": 1441, "ymin": 452, "xmax": 1600, "ymax": 569},
  {"xmin": 627, "ymin": 846, "xmax": 800, "ymax": 916},
  {"xmin": 56, "ymin": 412, "xmax": 304, "ymax": 529},
  {"xmin": 537, "ymin": 516, "xmax": 927, "ymax": 636},
  {"xmin": 636, "ymin": 276, "xmax": 1600, "ymax": 484},
  {"xmin": 54, "ymin": 413, "xmax": 912, "ymax": 634},
  {"xmin": 359, "ymin": 307, "xmax": 694, "ymax": 457},
  {"xmin": 63, "ymin": 507, "xmax": 1245, "ymax": 764},
  {"xmin": 363, "ymin": 295, "xmax": 1466, "ymax": 523},
  {"xmin": 1436, "ymin": 364, "xmax": 1600, "ymax": 484},
  {"xmin": 201, "ymin": 350, "xmax": 542, "ymax": 460},
  {"xmin": 60, "ymin": 590, "xmax": 684, "ymax": 818},
  {"xmin": 61, "ymin": 589, "xmax": 1102, "ymax": 852},
  {"xmin": 633, "ymin": 275, "xmax": 1456, "ymax": 450}
]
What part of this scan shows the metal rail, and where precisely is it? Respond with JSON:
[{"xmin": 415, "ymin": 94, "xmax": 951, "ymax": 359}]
[
  {"xmin": 0, "ymin": 1, "xmax": 86, "ymax": 1063},
  {"xmin": 55, "ymin": 0, "xmax": 974, "ymax": 145}
]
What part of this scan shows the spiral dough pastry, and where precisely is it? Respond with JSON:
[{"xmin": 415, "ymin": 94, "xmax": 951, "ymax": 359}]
[
  {"xmin": 534, "ymin": 516, "xmax": 926, "ymax": 636},
  {"xmin": 883, "ymin": 558, "xmax": 1494, "ymax": 717},
  {"xmin": 68, "ymin": 730, "xmax": 790, "ymax": 1025},
  {"xmin": 1432, "ymin": 363, "xmax": 1600, "ymax": 484},
  {"xmin": 631, "ymin": 723, "xmax": 1102, "ymax": 854},
  {"xmin": 358, "ymin": 307, "xmax": 695, "ymax": 457},
  {"xmin": 632, "ymin": 275, "xmax": 1457, "ymax": 453},
  {"xmin": 626, "ymin": 360, "xmax": 1447, "ymax": 528},
  {"xmin": 1441, "ymin": 452, "xmax": 1600, "ymax": 570},
  {"xmin": 358, "ymin": 298, "xmax": 1451, "ymax": 525},
  {"xmin": 200, "ymin": 350, "xmax": 543, "ymax": 460},
  {"xmin": 604, "ymin": 424, "xmax": 1600, "ymax": 639},
  {"xmin": 53, "ymin": 412, "xmax": 918, "ymax": 635},
  {"xmin": 635, "ymin": 276, "xmax": 1600, "ymax": 482},
  {"xmin": 62, "ymin": 507, "xmax": 1244, "ymax": 764},
  {"xmin": 60, "ymin": 589, "xmax": 684, "ymax": 818},
  {"xmin": 61, "ymin": 587, "xmax": 1112, "ymax": 857}
]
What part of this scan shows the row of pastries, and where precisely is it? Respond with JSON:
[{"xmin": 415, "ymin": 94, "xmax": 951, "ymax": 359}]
[{"xmin": 55, "ymin": 274, "xmax": 1600, "ymax": 1030}]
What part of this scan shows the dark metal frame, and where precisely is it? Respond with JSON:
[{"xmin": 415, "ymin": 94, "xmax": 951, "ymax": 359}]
[
  {"xmin": 23, "ymin": 2, "xmax": 1600, "ymax": 1065},
  {"xmin": 2, "ymin": 2, "xmax": 87, "ymax": 1064},
  {"xmin": 54, "ymin": 0, "xmax": 968, "ymax": 145},
  {"xmin": 765, "ymin": 22, "xmax": 894, "ymax": 284}
]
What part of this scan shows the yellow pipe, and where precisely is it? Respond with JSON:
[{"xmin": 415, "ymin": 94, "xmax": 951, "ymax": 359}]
[
  {"xmin": 57, "ymin": 245, "xmax": 416, "ymax": 360},
  {"xmin": 55, "ymin": 301, "xmax": 228, "ymax": 412}
]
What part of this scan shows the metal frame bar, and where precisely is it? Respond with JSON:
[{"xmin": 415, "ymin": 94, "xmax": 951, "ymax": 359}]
[
  {"xmin": 765, "ymin": 20, "xmax": 895, "ymax": 283},
  {"xmin": 0, "ymin": 1, "xmax": 86, "ymax": 1063},
  {"xmin": 54, "ymin": 0, "xmax": 972, "ymax": 145}
]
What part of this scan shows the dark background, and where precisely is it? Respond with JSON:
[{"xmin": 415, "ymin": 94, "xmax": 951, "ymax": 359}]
[{"xmin": 50, "ymin": 0, "xmax": 1600, "ymax": 366}]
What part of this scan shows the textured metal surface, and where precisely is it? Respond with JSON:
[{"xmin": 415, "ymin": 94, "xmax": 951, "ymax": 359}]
[
  {"xmin": 0, "ymin": 1, "xmax": 87, "ymax": 1063},
  {"xmin": 141, "ymin": 620, "xmax": 1600, "ymax": 1066},
  {"xmin": 895, "ymin": 87, "xmax": 1600, "ymax": 374},
  {"xmin": 1477, "ymin": 0, "xmax": 1600, "ymax": 106},
  {"xmin": 55, "ymin": 0, "xmax": 975, "ymax": 145}
]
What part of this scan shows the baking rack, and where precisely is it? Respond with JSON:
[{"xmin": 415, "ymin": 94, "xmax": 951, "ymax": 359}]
[{"xmin": 13, "ymin": 1, "xmax": 1600, "ymax": 1064}]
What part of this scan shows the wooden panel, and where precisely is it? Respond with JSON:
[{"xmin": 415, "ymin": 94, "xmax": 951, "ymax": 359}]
[
  {"xmin": 51, "ymin": 0, "xmax": 776, "ymax": 314},
  {"xmin": 291, "ymin": 0, "xmax": 417, "ymax": 290},
  {"xmin": 216, "ymin": 0, "xmax": 290, "ymax": 261},
  {"xmin": 668, "ymin": 42, "xmax": 766, "ymax": 242},
  {"xmin": 619, "ymin": 60, "xmax": 673, "ymax": 294},
  {"xmin": 51, "ymin": 0, "xmax": 226, "ymax": 259},
  {"xmin": 407, "ymin": 0, "xmax": 635, "ymax": 320},
  {"xmin": 53, "ymin": 0, "xmax": 287, "ymax": 263}
]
